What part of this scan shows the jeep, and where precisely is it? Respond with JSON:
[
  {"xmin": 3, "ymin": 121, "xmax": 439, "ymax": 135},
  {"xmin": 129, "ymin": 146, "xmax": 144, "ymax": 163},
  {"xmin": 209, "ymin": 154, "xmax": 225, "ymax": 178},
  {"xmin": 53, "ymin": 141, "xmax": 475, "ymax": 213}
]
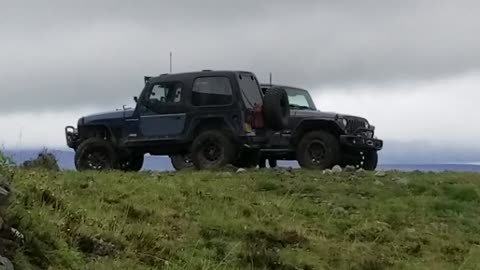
[
  {"xmin": 171, "ymin": 84, "xmax": 383, "ymax": 170},
  {"xmin": 65, "ymin": 70, "xmax": 290, "ymax": 171},
  {"xmin": 257, "ymin": 84, "xmax": 383, "ymax": 170}
]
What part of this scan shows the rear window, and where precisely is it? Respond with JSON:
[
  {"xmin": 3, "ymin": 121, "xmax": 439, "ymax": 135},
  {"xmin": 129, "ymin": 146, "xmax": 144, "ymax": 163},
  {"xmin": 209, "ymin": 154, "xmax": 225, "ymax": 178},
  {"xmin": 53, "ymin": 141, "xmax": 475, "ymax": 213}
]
[
  {"xmin": 238, "ymin": 73, "xmax": 263, "ymax": 108},
  {"xmin": 192, "ymin": 77, "xmax": 233, "ymax": 106}
]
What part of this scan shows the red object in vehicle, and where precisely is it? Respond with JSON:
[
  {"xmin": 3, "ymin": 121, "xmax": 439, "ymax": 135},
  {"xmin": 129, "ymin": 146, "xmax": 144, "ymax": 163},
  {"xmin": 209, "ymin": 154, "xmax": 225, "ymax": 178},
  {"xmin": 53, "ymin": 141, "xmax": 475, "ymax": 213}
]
[{"xmin": 245, "ymin": 103, "xmax": 265, "ymax": 130}]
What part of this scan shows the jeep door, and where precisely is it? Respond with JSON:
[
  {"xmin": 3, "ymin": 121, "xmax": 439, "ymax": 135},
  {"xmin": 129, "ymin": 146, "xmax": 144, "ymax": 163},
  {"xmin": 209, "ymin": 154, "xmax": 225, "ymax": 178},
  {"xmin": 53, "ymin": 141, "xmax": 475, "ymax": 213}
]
[{"xmin": 136, "ymin": 81, "xmax": 188, "ymax": 138}]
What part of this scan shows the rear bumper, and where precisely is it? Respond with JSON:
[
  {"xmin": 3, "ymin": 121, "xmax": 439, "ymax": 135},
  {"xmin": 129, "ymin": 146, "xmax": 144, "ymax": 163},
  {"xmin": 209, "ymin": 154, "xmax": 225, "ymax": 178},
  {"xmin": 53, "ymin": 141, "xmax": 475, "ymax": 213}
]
[
  {"xmin": 65, "ymin": 126, "xmax": 80, "ymax": 149},
  {"xmin": 340, "ymin": 135, "xmax": 383, "ymax": 151}
]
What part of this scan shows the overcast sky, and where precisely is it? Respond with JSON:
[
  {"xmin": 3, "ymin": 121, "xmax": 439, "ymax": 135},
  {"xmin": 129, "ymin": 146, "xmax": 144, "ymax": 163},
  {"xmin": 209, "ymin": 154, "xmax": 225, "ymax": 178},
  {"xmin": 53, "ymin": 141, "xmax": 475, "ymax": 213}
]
[{"xmin": 1, "ymin": 1, "xmax": 480, "ymax": 156}]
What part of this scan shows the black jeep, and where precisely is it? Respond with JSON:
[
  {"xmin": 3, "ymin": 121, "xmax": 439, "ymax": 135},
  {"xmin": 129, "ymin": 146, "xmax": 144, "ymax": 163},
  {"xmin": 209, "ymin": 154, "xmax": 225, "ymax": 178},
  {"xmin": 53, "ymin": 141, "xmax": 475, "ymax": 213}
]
[
  {"xmin": 65, "ymin": 70, "xmax": 289, "ymax": 171},
  {"xmin": 257, "ymin": 84, "xmax": 383, "ymax": 170},
  {"xmin": 171, "ymin": 84, "xmax": 383, "ymax": 171}
]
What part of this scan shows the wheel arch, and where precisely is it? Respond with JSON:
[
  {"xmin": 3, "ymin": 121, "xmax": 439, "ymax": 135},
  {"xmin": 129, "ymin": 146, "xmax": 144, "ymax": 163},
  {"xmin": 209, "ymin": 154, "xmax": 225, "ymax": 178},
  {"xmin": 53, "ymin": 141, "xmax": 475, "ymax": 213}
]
[
  {"xmin": 292, "ymin": 119, "xmax": 344, "ymax": 145},
  {"xmin": 78, "ymin": 125, "xmax": 118, "ymax": 145},
  {"xmin": 187, "ymin": 117, "xmax": 237, "ymax": 140}
]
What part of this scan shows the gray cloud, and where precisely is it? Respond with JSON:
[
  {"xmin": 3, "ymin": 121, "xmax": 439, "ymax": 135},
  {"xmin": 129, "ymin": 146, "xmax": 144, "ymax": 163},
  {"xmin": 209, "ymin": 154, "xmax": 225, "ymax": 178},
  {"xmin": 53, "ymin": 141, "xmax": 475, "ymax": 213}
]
[{"xmin": 1, "ymin": 0, "xmax": 480, "ymax": 112}]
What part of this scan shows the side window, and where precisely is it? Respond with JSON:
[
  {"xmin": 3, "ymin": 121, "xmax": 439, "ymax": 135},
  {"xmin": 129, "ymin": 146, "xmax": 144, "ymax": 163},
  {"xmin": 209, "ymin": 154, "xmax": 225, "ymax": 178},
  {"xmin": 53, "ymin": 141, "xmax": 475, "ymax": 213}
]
[
  {"xmin": 149, "ymin": 82, "xmax": 182, "ymax": 103},
  {"xmin": 192, "ymin": 77, "xmax": 232, "ymax": 106}
]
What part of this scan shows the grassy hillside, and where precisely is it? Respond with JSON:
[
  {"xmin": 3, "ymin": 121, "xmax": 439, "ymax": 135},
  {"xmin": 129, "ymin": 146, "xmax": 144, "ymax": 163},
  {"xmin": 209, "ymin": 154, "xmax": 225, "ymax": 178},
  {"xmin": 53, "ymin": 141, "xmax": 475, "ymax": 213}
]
[{"xmin": 4, "ymin": 168, "xmax": 480, "ymax": 269}]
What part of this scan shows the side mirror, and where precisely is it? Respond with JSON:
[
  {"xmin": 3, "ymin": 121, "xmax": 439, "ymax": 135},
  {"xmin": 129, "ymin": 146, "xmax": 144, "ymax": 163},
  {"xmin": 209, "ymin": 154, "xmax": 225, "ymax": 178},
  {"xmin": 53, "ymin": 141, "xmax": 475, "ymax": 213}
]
[{"xmin": 134, "ymin": 96, "xmax": 138, "ymax": 103}]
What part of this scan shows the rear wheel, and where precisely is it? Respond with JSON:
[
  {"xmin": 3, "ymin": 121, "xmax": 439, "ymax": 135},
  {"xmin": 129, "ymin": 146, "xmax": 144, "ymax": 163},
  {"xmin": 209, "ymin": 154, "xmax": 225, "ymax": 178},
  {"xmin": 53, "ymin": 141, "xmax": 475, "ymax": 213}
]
[
  {"xmin": 170, "ymin": 154, "xmax": 194, "ymax": 171},
  {"xmin": 296, "ymin": 131, "xmax": 341, "ymax": 170},
  {"xmin": 191, "ymin": 130, "xmax": 237, "ymax": 170},
  {"xmin": 75, "ymin": 138, "xmax": 116, "ymax": 171},
  {"xmin": 117, "ymin": 154, "xmax": 144, "ymax": 172}
]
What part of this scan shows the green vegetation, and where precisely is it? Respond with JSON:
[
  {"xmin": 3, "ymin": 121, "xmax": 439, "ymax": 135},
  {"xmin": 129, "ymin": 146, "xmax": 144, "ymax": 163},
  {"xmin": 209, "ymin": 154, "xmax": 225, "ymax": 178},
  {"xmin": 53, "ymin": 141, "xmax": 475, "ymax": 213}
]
[{"xmin": 4, "ymin": 167, "xmax": 480, "ymax": 269}]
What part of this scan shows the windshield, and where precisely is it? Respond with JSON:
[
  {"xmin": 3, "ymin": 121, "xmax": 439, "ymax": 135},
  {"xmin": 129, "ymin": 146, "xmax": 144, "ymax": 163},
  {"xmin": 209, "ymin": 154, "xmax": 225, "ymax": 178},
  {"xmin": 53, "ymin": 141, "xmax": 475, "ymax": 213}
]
[{"xmin": 285, "ymin": 87, "xmax": 317, "ymax": 110}]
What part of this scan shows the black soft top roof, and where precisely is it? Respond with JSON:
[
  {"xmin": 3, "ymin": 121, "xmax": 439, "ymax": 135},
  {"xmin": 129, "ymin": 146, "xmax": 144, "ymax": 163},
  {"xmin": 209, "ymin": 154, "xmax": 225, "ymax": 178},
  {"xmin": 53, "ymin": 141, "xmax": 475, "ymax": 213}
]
[{"xmin": 147, "ymin": 70, "xmax": 256, "ymax": 84}]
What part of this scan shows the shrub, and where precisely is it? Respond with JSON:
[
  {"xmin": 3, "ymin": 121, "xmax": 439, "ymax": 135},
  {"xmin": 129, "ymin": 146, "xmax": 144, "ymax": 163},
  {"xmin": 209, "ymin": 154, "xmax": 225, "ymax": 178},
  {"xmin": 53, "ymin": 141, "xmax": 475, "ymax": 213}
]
[{"xmin": 22, "ymin": 150, "xmax": 60, "ymax": 171}]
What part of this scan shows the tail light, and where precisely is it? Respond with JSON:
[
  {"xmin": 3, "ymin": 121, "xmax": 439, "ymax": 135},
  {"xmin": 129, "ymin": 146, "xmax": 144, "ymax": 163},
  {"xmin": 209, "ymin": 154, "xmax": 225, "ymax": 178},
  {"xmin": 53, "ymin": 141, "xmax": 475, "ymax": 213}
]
[{"xmin": 245, "ymin": 104, "xmax": 264, "ymax": 132}]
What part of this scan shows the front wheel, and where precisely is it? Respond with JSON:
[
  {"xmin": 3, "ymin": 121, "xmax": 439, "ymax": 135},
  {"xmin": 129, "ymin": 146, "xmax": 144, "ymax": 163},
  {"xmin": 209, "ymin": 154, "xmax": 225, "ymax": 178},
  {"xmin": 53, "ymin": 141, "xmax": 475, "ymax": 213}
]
[
  {"xmin": 170, "ymin": 154, "xmax": 194, "ymax": 171},
  {"xmin": 296, "ymin": 131, "xmax": 341, "ymax": 170},
  {"xmin": 362, "ymin": 151, "xmax": 378, "ymax": 171},
  {"xmin": 75, "ymin": 138, "xmax": 116, "ymax": 171},
  {"xmin": 191, "ymin": 130, "xmax": 236, "ymax": 170}
]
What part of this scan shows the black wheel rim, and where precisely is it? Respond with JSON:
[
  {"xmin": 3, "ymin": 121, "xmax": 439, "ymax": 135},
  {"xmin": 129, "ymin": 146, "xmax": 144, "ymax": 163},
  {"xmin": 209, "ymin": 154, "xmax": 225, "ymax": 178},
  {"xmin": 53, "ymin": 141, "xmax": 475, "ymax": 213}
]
[
  {"xmin": 84, "ymin": 148, "xmax": 110, "ymax": 170},
  {"xmin": 307, "ymin": 140, "xmax": 327, "ymax": 164},
  {"xmin": 183, "ymin": 154, "xmax": 193, "ymax": 165},
  {"xmin": 201, "ymin": 139, "xmax": 223, "ymax": 162}
]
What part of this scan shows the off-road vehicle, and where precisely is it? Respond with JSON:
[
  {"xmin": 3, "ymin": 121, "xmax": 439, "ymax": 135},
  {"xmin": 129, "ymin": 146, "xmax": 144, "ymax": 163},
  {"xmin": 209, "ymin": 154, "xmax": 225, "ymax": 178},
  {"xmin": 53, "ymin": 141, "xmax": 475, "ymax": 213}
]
[
  {"xmin": 257, "ymin": 84, "xmax": 383, "ymax": 170},
  {"xmin": 65, "ymin": 70, "xmax": 290, "ymax": 171},
  {"xmin": 171, "ymin": 84, "xmax": 383, "ymax": 170}
]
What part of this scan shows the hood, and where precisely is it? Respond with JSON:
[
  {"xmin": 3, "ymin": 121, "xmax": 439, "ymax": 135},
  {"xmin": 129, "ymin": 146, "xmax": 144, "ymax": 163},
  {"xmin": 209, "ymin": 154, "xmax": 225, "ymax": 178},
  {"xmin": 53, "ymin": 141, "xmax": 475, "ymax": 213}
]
[
  {"xmin": 81, "ymin": 109, "xmax": 134, "ymax": 125},
  {"xmin": 292, "ymin": 109, "xmax": 367, "ymax": 122}
]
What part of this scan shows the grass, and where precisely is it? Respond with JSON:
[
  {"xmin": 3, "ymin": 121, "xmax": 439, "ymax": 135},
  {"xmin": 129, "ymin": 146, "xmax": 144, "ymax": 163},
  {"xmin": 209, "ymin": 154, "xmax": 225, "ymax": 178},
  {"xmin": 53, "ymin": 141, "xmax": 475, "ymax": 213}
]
[{"xmin": 3, "ymin": 168, "xmax": 480, "ymax": 269}]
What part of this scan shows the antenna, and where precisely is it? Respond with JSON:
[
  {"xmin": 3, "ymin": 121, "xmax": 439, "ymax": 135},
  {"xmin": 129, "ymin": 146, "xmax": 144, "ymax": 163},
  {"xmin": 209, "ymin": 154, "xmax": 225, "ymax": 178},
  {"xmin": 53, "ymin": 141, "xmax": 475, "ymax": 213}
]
[
  {"xmin": 269, "ymin": 72, "xmax": 272, "ymax": 86},
  {"xmin": 169, "ymin": 52, "xmax": 173, "ymax": 73}
]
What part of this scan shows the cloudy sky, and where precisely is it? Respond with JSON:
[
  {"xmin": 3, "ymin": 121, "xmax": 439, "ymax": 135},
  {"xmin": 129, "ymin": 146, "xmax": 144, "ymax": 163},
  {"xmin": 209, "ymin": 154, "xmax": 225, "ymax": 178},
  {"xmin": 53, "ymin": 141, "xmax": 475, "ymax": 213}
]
[{"xmin": 1, "ymin": 1, "xmax": 479, "ymax": 159}]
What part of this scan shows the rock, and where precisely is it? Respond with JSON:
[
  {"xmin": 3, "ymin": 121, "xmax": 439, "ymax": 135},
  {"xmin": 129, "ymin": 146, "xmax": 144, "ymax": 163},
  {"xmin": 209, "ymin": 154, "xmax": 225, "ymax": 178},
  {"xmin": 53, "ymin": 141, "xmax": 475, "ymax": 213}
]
[
  {"xmin": 0, "ymin": 256, "xmax": 14, "ymax": 270},
  {"xmin": 374, "ymin": 180, "xmax": 384, "ymax": 186},
  {"xmin": 322, "ymin": 169, "xmax": 333, "ymax": 175},
  {"xmin": 236, "ymin": 168, "xmax": 247, "ymax": 173},
  {"xmin": 344, "ymin": 165, "xmax": 356, "ymax": 172},
  {"xmin": 332, "ymin": 165, "xmax": 343, "ymax": 173},
  {"xmin": 0, "ymin": 187, "xmax": 8, "ymax": 197},
  {"xmin": 356, "ymin": 168, "xmax": 366, "ymax": 174},
  {"xmin": 375, "ymin": 171, "xmax": 387, "ymax": 177},
  {"xmin": 10, "ymin": 228, "xmax": 24, "ymax": 243}
]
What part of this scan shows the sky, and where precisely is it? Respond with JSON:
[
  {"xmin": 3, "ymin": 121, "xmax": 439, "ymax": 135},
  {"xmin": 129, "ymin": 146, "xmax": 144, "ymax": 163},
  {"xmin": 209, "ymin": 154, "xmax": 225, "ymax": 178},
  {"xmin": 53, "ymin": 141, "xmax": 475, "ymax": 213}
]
[{"xmin": 1, "ymin": 1, "xmax": 480, "ymax": 159}]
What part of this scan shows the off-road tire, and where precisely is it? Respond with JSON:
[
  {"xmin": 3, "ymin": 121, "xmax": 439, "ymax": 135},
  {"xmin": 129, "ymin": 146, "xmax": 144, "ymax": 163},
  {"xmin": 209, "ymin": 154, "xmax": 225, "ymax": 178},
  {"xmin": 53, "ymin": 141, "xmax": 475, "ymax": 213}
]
[
  {"xmin": 296, "ymin": 131, "xmax": 341, "ymax": 170},
  {"xmin": 117, "ymin": 154, "xmax": 144, "ymax": 172},
  {"xmin": 191, "ymin": 130, "xmax": 237, "ymax": 170},
  {"xmin": 75, "ymin": 138, "xmax": 116, "ymax": 171},
  {"xmin": 170, "ymin": 154, "xmax": 194, "ymax": 171},
  {"xmin": 362, "ymin": 151, "xmax": 378, "ymax": 171},
  {"xmin": 263, "ymin": 88, "xmax": 290, "ymax": 130}
]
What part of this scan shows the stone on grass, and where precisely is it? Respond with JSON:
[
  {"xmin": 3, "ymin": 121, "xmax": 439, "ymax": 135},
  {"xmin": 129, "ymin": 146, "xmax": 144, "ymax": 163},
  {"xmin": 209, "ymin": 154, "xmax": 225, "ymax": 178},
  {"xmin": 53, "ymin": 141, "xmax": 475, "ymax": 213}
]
[
  {"xmin": 322, "ymin": 169, "xmax": 333, "ymax": 175},
  {"xmin": 0, "ymin": 256, "xmax": 14, "ymax": 270},
  {"xmin": 356, "ymin": 168, "xmax": 366, "ymax": 173},
  {"xmin": 375, "ymin": 171, "xmax": 387, "ymax": 177},
  {"xmin": 344, "ymin": 165, "xmax": 356, "ymax": 172},
  {"xmin": 332, "ymin": 165, "xmax": 343, "ymax": 173},
  {"xmin": 236, "ymin": 168, "xmax": 247, "ymax": 173}
]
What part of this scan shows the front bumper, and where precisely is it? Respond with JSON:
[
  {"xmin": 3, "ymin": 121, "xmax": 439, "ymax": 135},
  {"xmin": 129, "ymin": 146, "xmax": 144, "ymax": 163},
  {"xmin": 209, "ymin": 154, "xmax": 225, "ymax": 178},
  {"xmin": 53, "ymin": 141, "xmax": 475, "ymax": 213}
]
[
  {"xmin": 65, "ymin": 126, "xmax": 80, "ymax": 149},
  {"xmin": 340, "ymin": 135, "xmax": 383, "ymax": 151}
]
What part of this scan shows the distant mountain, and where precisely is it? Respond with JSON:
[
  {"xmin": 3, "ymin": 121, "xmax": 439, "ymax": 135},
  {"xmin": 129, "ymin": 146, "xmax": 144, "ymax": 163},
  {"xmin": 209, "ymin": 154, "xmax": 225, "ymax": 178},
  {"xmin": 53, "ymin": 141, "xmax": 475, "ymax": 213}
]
[{"xmin": 4, "ymin": 139, "xmax": 480, "ymax": 172}]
